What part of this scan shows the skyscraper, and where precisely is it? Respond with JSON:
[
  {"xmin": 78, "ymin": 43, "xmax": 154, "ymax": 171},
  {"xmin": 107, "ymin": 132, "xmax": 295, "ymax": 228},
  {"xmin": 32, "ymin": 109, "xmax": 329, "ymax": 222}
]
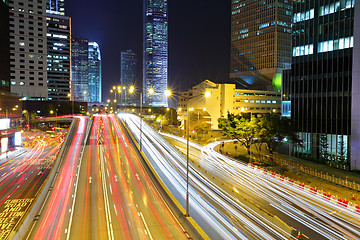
[
  {"xmin": 46, "ymin": 14, "xmax": 71, "ymax": 101},
  {"xmin": 0, "ymin": 0, "xmax": 10, "ymax": 93},
  {"xmin": 143, "ymin": 0, "xmax": 168, "ymax": 107},
  {"xmin": 46, "ymin": 0, "xmax": 65, "ymax": 16},
  {"xmin": 121, "ymin": 50, "xmax": 137, "ymax": 87},
  {"xmin": 88, "ymin": 42, "xmax": 102, "ymax": 103},
  {"xmin": 8, "ymin": 0, "xmax": 48, "ymax": 100},
  {"xmin": 230, "ymin": 0, "xmax": 292, "ymax": 90},
  {"xmin": 72, "ymin": 38, "xmax": 89, "ymax": 102},
  {"xmin": 282, "ymin": 0, "xmax": 359, "ymax": 169}
]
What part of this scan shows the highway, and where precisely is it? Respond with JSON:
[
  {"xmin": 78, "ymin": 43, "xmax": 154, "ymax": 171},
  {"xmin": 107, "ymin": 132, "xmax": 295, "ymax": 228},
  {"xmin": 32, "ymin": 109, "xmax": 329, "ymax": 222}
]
[
  {"xmin": 161, "ymin": 133, "xmax": 360, "ymax": 240},
  {"xmin": 121, "ymin": 113, "xmax": 286, "ymax": 239},
  {"xmin": 0, "ymin": 133, "xmax": 63, "ymax": 240},
  {"xmin": 68, "ymin": 114, "xmax": 189, "ymax": 239},
  {"xmin": 24, "ymin": 114, "xmax": 189, "ymax": 240},
  {"xmin": 121, "ymin": 113, "xmax": 360, "ymax": 240},
  {"xmin": 25, "ymin": 116, "xmax": 90, "ymax": 240}
]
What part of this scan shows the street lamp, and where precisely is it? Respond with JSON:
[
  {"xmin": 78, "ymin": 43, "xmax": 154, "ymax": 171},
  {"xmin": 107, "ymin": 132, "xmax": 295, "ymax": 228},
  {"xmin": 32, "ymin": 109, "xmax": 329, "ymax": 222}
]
[
  {"xmin": 166, "ymin": 90, "xmax": 211, "ymax": 217},
  {"xmin": 140, "ymin": 88, "xmax": 154, "ymax": 150},
  {"xmin": 68, "ymin": 93, "xmax": 74, "ymax": 115}
]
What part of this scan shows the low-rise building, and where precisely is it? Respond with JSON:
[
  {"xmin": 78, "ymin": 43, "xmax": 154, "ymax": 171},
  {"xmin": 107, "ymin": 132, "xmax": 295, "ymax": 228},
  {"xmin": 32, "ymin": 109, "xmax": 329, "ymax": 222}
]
[{"xmin": 177, "ymin": 80, "xmax": 281, "ymax": 130}]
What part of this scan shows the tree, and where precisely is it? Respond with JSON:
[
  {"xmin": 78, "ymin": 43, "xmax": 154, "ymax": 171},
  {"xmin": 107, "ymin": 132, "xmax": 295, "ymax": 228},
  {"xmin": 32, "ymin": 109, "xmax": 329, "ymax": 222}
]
[
  {"xmin": 319, "ymin": 134, "xmax": 329, "ymax": 160},
  {"xmin": 194, "ymin": 122, "xmax": 209, "ymax": 140},
  {"xmin": 253, "ymin": 114, "xmax": 301, "ymax": 155},
  {"xmin": 337, "ymin": 136, "xmax": 346, "ymax": 163},
  {"xmin": 218, "ymin": 112, "xmax": 256, "ymax": 155}
]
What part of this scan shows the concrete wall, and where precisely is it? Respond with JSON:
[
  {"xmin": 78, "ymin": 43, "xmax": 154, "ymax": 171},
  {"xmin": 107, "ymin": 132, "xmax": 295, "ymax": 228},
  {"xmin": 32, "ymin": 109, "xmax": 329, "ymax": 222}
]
[{"xmin": 351, "ymin": 0, "xmax": 360, "ymax": 170}]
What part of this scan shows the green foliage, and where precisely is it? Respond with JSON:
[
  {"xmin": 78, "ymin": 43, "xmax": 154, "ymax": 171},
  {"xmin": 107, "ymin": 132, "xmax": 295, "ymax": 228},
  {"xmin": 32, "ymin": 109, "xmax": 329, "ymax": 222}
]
[
  {"xmin": 253, "ymin": 114, "xmax": 301, "ymax": 154},
  {"xmin": 218, "ymin": 112, "xmax": 301, "ymax": 155},
  {"xmin": 337, "ymin": 136, "xmax": 346, "ymax": 163},
  {"xmin": 218, "ymin": 112, "xmax": 256, "ymax": 154}
]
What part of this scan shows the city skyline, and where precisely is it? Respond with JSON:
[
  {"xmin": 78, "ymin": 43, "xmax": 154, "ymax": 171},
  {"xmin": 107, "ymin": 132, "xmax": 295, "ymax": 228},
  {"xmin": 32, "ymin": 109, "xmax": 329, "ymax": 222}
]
[{"xmin": 65, "ymin": 0, "xmax": 231, "ymax": 101}]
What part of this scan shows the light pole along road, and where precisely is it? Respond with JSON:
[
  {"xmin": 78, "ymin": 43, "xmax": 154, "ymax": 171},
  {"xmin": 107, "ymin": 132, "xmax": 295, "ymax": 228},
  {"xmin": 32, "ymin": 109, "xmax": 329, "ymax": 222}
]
[{"xmin": 165, "ymin": 90, "xmax": 211, "ymax": 217}]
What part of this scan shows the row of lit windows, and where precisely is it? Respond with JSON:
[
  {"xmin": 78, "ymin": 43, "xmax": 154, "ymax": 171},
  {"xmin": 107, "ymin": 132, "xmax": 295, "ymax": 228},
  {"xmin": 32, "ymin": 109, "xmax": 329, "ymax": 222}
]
[
  {"xmin": 293, "ymin": 9, "xmax": 314, "ymax": 23},
  {"xmin": 318, "ymin": 37, "xmax": 354, "ymax": 53},
  {"xmin": 11, "ymin": 81, "xmax": 44, "ymax": 86},
  {"xmin": 319, "ymin": 0, "xmax": 355, "ymax": 17},
  {"xmin": 293, "ymin": 36, "xmax": 353, "ymax": 56},
  {"xmin": 236, "ymin": 99, "xmax": 278, "ymax": 104}
]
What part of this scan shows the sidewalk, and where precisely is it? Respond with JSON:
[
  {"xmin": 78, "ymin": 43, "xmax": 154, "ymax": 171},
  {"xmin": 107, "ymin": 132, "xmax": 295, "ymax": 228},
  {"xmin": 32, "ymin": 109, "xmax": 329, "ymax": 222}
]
[{"xmin": 218, "ymin": 141, "xmax": 360, "ymax": 205}]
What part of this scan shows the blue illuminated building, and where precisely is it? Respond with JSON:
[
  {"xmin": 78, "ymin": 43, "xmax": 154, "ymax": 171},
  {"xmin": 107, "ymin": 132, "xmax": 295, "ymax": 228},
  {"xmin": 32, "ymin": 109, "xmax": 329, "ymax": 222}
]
[
  {"xmin": 46, "ymin": 0, "xmax": 65, "ymax": 15},
  {"xmin": 282, "ymin": 0, "xmax": 360, "ymax": 170},
  {"xmin": 88, "ymin": 42, "xmax": 102, "ymax": 103},
  {"xmin": 143, "ymin": 0, "xmax": 168, "ymax": 107},
  {"xmin": 121, "ymin": 50, "xmax": 137, "ymax": 106},
  {"xmin": 71, "ymin": 38, "xmax": 89, "ymax": 102},
  {"xmin": 121, "ymin": 50, "xmax": 137, "ymax": 87}
]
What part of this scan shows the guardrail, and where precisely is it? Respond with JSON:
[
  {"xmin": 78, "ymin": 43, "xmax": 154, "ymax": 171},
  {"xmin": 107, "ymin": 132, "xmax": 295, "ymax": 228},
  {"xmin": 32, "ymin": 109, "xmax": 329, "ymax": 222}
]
[
  {"xmin": 255, "ymin": 154, "xmax": 360, "ymax": 192},
  {"xmin": 248, "ymin": 163, "xmax": 360, "ymax": 214}
]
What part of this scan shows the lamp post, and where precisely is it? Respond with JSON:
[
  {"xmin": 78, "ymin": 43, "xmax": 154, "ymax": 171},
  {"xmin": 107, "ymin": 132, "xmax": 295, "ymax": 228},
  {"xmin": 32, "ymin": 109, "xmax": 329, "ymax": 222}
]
[
  {"xmin": 140, "ymin": 88, "xmax": 154, "ymax": 151},
  {"xmin": 68, "ymin": 93, "xmax": 74, "ymax": 115},
  {"xmin": 166, "ymin": 90, "xmax": 211, "ymax": 217}
]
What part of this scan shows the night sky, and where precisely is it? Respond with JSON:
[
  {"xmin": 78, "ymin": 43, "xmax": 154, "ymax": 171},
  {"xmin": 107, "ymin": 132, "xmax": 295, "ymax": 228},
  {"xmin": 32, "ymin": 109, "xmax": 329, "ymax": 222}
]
[{"xmin": 66, "ymin": 0, "xmax": 231, "ymax": 102}]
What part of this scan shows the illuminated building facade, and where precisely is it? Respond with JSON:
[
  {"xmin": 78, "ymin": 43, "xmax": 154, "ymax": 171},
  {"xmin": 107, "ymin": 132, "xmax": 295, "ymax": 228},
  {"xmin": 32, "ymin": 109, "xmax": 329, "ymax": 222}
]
[
  {"xmin": 46, "ymin": 0, "xmax": 65, "ymax": 16},
  {"xmin": 282, "ymin": 0, "xmax": 360, "ymax": 169},
  {"xmin": 121, "ymin": 50, "xmax": 137, "ymax": 87},
  {"xmin": 177, "ymin": 80, "xmax": 281, "ymax": 130},
  {"xmin": 8, "ymin": 0, "xmax": 48, "ymax": 100},
  {"xmin": 143, "ymin": 0, "xmax": 168, "ymax": 107},
  {"xmin": 121, "ymin": 50, "xmax": 137, "ymax": 105},
  {"xmin": 230, "ymin": 0, "xmax": 292, "ymax": 90},
  {"xmin": 71, "ymin": 38, "xmax": 89, "ymax": 102},
  {"xmin": 88, "ymin": 42, "xmax": 101, "ymax": 103},
  {"xmin": 46, "ymin": 14, "xmax": 71, "ymax": 101}
]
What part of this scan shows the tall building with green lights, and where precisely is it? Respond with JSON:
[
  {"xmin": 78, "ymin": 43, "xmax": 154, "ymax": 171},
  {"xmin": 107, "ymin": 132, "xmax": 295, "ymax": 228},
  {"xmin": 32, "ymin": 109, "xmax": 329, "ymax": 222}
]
[{"xmin": 230, "ymin": 0, "xmax": 292, "ymax": 91}]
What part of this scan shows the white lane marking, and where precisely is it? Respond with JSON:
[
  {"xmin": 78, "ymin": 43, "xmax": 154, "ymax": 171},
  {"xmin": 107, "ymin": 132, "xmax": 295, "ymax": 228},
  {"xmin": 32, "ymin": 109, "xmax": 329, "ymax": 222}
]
[
  {"xmin": 139, "ymin": 212, "xmax": 153, "ymax": 240},
  {"xmin": 100, "ymin": 146, "xmax": 115, "ymax": 240}
]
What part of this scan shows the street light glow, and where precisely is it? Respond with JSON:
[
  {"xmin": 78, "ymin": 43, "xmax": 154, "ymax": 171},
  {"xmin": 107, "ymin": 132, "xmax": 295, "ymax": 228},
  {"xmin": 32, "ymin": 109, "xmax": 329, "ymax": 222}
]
[
  {"xmin": 129, "ymin": 86, "xmax": 134, "ymax": 93},
  {"xmin": 165, "ymin": 90, "xmax": 172, "ymax": 96},
  {"xmin": 205, "ymin": 91, "xmax": 211, "ymax": 98},
  {"xmin": 149, "ymin": 88, "xmax": 154, "ymax": 95}
]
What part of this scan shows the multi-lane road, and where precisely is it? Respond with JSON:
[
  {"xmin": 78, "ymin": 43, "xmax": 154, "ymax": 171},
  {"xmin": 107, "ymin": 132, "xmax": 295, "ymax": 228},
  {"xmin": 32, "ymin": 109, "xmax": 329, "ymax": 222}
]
[
  {"xmin": 4, "ymin": 113, "xmax": 359, "ymax": 239},
  {"xmin": 0, "ymin": 133, "xmax": 63, "ymax": 239},
  {"xmin": 24, "ymin": 114, "xmax": 189, "ymax": 240},
  {"xmin": 122, "ymin": 113, "xmax": 360, "ymax": 240},
  {"xmin": 161, "ymin": 133, "xmax": 360, "ymax": 240}
]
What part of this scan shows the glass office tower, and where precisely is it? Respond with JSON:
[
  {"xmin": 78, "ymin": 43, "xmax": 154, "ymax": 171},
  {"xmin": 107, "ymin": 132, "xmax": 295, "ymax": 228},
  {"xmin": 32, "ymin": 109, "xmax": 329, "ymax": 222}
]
[
  {"xmin": 46, "ymin": 15, "xmax": 71, "ymax": 101},
  {"xmin": 231, "ymin": 0, "xmax": 292, "ymax": 90},
  {"xmin": 88, "ymin": 42, "xmax": 102, "ymax": 103},
  {"xmin": 121, "ymin": 50, "xmax": 137, "ymax": 87},
  {"xmin": 121, "ymin": 50, "xmax": 137, "ymax": 106},
  {"xmin": 46, "ymin": 0, "xmax": 65, "ymax": 15},
  {"xmin": 143, "ymin": 0, "xmax": 168, "ymax": 107},
  {"xmin": 71, "ymin": 38, "xmax": 89, "ymax": 102},
  {"xmin": 282, "ymin": 0, "xmax": 359, "ymax": 169}
]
